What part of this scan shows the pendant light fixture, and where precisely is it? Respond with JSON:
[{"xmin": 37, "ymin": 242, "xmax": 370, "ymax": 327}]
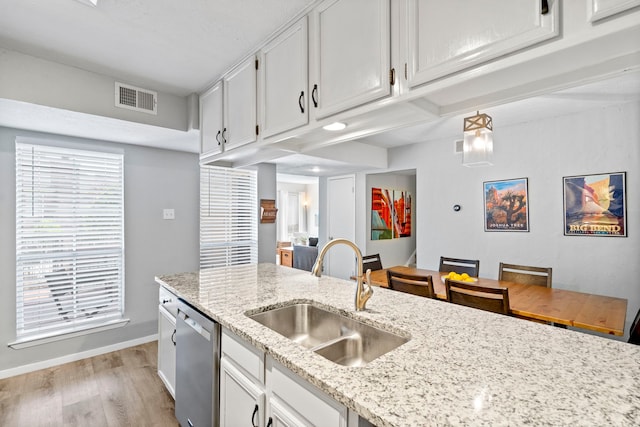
[{"xmin": 462, "ymin": 111, "xmax": 493, "ymax": 167}]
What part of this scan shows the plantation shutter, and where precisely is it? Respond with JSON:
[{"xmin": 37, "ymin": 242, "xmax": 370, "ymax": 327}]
[
  {"xmin": 200, "ymin": 166, "xmax": 258, "ymax": 269},
  {"xmin": 15, "ymin": 142, "xmax": 125, "ymax": 340}
]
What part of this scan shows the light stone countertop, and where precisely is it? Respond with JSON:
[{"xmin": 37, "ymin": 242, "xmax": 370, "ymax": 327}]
[{"xmin": 155, "ymin": 263, "xmax": 640, "ymax": 427}]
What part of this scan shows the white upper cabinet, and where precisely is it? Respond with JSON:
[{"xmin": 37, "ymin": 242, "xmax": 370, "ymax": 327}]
[
  {"xmin": 224, "ymin": 56, "xmax": 258, "ymax": 150},
  {"xmin": 199, "ymin": 80, "xmax": 224, "ymax": 155},
  {"xmin": 311, "ymin": 0, "xmax": 391, "ymax": 119},
  {"xmin": 588, "ymin": 0, "xmax": 640, "ymax": 22},
  {"xmin": 406, "ymin": 0, "xmax": 559, "ymax": 88},
  {"xmin": 200, "ymin": 56, "xmax": 258, "ymax": 157},
  {"xmin": 261, "ymin": 17, "xmax": 309, "ymax": 139}
]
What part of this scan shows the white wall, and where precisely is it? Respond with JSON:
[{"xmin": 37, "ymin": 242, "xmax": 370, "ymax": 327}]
[
  {"xmin": 388, "ymin": 101, "xmax": 640, "ymax": 340},
  {"xmin": 0, "ymin": 127, "xmax": 200, "ymax": 372},
  {"xmin": 365, "ymin": 172, "xmax": 417, "ymax": 268}
]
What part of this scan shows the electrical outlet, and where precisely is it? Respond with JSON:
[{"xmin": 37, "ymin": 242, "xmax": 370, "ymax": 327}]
[{"xmin": 163, "ymin": 209, "xmax": 175, "ymax": 220}]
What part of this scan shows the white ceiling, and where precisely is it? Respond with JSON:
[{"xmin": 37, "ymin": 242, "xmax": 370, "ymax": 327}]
[
  {"xmin": 0, "ymin": 0, "xmax": 315, "ymax": 96},
  {"xmin": 1, "ymin": 0, "xmax": 639, "ymax": 177}
]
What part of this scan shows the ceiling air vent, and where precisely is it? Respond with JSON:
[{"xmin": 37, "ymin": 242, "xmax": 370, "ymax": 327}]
[{"xmin": 115, "ymin": 82, "xmax": 157, "ymax": 115}]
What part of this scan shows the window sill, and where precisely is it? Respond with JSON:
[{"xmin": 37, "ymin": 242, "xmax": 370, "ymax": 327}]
[{"xmin": 8, "ymin": 318, "xmax": 130, "ymax": 350}]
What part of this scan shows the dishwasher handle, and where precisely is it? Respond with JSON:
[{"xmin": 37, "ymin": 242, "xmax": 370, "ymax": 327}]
[{"xmin": 178, "ymin": 310, "xmax": 211, "ymax": 341}]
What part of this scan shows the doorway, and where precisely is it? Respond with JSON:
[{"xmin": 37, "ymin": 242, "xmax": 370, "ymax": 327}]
[{"xmin": 276, "ymin": 174, "xmax": 319, "ymax": 250}]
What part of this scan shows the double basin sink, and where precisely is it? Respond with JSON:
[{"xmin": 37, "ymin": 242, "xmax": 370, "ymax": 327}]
[{"xmin": 247, "ymin": 302, "xmax": 409, "ymax": 367}]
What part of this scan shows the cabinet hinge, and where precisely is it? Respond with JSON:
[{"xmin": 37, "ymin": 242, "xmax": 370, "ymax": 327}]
[
  {"xmin": 256, "ymin": 125, "xmax": 259, "ymax": 136},
  {"xmin": 389, "ymin": 68, "xmax": 396, "ymax": 86},
  {"xmin": 255, "ymin": 59, "xmax": 259, "ymax": 70},
  {"xmin": 404, "ymin": 63, "xmax": 408, "ymax": 80}
]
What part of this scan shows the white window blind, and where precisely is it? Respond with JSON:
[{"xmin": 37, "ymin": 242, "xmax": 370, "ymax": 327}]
[
  {"xmin": 200, "ymin": 166, "xmax": 258, "ymax": 269},
  {"xmin": 15, "ymin": 142, "xmax": 125, "ymax": 341}
]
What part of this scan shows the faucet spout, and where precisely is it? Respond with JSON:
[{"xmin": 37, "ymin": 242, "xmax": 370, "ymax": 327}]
[{"xmin": 311, "ymin": 238, "xmax": 373, "ymax": 311}]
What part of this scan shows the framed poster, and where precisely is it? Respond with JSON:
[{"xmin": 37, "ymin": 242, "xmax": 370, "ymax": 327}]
[
  {"xmin": 371, "ymin": 187, "xmax": 412, "ymax": 240},
  {"xmin": 483, "ymin": 178, "xmax": 529, "ymax": 232},
  {"xmin": 563, "ymin": 172, "xmax": 627, "ymax": 237}
]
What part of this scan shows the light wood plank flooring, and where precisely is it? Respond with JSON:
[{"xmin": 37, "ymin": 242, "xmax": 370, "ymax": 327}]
[{"xmin": 0, "ymin": 341, "xmax": 178, "ymax": 427}]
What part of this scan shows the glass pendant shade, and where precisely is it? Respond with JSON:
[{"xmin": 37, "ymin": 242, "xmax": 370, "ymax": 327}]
[{"xmin": 462, "ymin": 112, "xmax": 493, "ymax": 167}]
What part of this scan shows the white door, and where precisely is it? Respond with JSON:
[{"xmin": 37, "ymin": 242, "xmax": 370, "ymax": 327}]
[
  {"xmin": 311, "ymin": 0, "xmax": 391, "ymax": 119},
  {"xmin": 261, "ymin": 16, "xmax": 309, "ymax": 138},
  {"xmin": 219, "ymin": 357, "xmax": 266, "ymax": 427},
  {"xmin": 326, "ymin": 175, "xmax": 355, "ymax": 280}
]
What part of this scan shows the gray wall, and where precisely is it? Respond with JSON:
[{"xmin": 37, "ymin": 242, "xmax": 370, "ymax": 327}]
[
  {"xmin": 388, "ymin": 101, "xmax": 640, "ymax": 340},
  {"xmin": 0, "ymin": 127, "xmax": 200, "ymax": 372},
  {"xmin": 256, "ymin": 163, "xmax": 277, "ymax": 263},
  {"xmin": 0, "ymin": 47, "xmax": 190, "ymax": 131}
]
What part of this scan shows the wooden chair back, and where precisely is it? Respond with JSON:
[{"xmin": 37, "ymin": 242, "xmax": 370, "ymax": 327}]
[
  {"xmin": 499, "ymin": 262, "xmax": 552, "ymax": 288},
  {"xmin": 362, "ymin": 254, "xmax": 383, "ymax": 271},
  {"xmin": 629, "ymin": 307, "xmax": 640, "ymax": 345},
  {"xmin": 387, "ymin": 270, "xmax": 435, "ymax": 299},
  {"xmin": 445, "ymin": 279, "xmax": 510, "ymax": 315},
  {"xmin": 439, "ymin": 256, "xmax": 480, "ymax": 277}
]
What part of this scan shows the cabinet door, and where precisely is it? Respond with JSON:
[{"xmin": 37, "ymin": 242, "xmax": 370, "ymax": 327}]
[
  {"xmin": 267, "ymin": 357, "xmax": 347, "ymax": 427},
  {"xmin": 224, "ymin": 56, "xmax": 258, "ymax": 150},
  {"xmin": 588, "ymin": 0, "xmax": 640, "ymax": 22},
  {"xmin": 406, "ymin": 0, "xmax": 559, "ymax": 88},
  {"xmin": 157, "ymin": 306, "xmax": 176, "ymax": 398},
  {"xmin": 261, "ymin": 17, "xmax": 309, "ymax": 139},
  {"xmin": 267, "ymin": 397, "xmax": 312, "ymax": 427},
  {"xmin": 200, "ymin": 80, "xmax": 224, "ymax": 155},
  {"xmin": 312, "ymin": 0, "xmax": 391, "ymax": 119},
  {"xmin": 220, "ymin": 357, "xmax": 266, "ymax": 427}
]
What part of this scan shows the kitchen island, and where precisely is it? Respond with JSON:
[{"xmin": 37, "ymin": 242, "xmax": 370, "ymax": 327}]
[{"xmin": 156, "ymin": 263, "xmax": 640, "ymax": 426}]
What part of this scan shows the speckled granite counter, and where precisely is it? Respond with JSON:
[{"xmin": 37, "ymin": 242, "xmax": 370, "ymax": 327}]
[{"xmin": 156, "ymin": 263, "xmax": 640, "ymax": 426}]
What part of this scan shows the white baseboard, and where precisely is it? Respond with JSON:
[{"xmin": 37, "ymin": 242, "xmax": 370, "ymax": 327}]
[{"xmin": 0, "ymin": 334, "xmax": 158, "ymax": 380}]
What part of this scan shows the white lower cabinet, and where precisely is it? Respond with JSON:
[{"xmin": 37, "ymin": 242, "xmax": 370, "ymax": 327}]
[
  {"xmin": 220, "ymin": 328, "xmax": 356, "ymax": 427},
  {"xmin": 267, "ymin": 397, "xmax": 310, "ymax": 427},
  {"xmin": 266, "ymin": 357, "xmax": 348, "ymax": 427},
  {"xmin": 157, "ymin": 286, "xmax": 178, "ymax": 398},
  {"xmin": 220, "ymin": 357, "xmax": 266, "ymax": 427}
]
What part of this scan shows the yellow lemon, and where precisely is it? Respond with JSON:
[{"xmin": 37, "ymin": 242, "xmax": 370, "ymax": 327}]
[
  {"xmin": 461, "ymin": 273, "xmax": 469, "ymax": 279},
  {"xmin": 452, "ymin": 273, "xmax": 462, "ymax": 281},
  {"xmin": 464, "ymin": 277, "xmax": 475, "ymax": 282}
]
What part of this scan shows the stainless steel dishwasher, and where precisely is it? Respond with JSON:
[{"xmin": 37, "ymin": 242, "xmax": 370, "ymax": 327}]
[{"xmin": 175, "ymin": 299, "xmax": 220, "ymax": 427}]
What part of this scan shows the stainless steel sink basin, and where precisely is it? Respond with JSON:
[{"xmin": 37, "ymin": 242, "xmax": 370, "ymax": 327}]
[{"xmin": 247, "ymin": 302, "xmax": 409, "ymax": 366}]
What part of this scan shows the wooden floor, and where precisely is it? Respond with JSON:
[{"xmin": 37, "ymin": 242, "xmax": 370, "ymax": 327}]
[{"xmin": 0, "ymin": 341, "xmax": 178, "ymax": 427}]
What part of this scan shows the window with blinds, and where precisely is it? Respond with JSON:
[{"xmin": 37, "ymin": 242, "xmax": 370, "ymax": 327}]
[
  {"xmin": 15, "ymin": 142, "xmax": 125, "ymax": 342},
  {"xmin": 200, "ymin": 166, "xmax": 257, "ymax": 269}
]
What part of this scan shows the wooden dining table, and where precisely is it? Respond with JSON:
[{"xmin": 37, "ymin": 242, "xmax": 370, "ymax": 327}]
[{"xmin": 366, "ymin": 266, "xmax": 628, "ymax": 336}]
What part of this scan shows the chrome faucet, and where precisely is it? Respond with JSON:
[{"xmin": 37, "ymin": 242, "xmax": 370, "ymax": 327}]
[{"xmin": 311, "ymin": 238, "xmax": 374, "ymax": 311}]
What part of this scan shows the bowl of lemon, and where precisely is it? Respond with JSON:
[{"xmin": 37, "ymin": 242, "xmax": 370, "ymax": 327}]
[{"xmin": 441, "ymin": 272, "xmax": 477, "ymax": 283}]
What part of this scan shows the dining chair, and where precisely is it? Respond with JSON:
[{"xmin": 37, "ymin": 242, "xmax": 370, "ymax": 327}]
[
  {"xmin": 386, "ymin": 270, "xmax": 435, "ymax": 299},
  {"xmin": 439, "ymin": 257, "xmax": 480, "ymax": 277},
  {"xmin": 444, "ymin": 279, "xmax": 510, "ymax": 315},
  {"xmin": 363, "ymin": 253, "xmax": 383, "ymax": 272},
  {"xmin": 498, "ymin": 262, "xmax": 552, "ymax": 288},
  {"xmin": 629, "ymin": 307, "xmax": 640, "ymax": 345}
]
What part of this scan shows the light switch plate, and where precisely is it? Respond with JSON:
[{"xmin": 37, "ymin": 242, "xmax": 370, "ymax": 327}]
[{"xmin": 163, "ymin": 209, "xmax": 175, "ymax": 220}]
